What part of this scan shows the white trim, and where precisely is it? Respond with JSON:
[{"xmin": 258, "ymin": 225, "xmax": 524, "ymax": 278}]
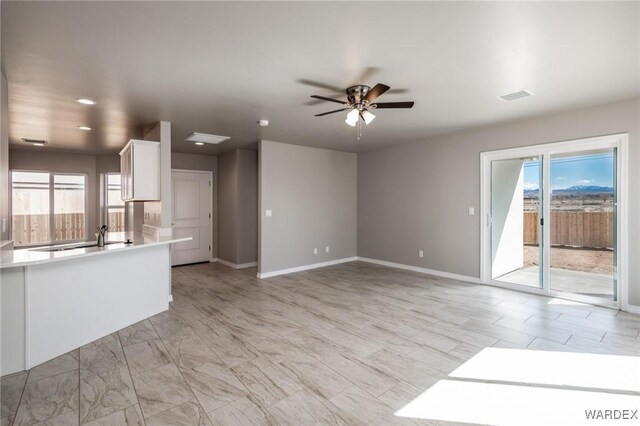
[
  {"xmin": 357, "ymin": 257, "xmax": 480, "ymax": 284},
  {"xmin": 217, "ymin": 258, "xmax": 258, "ymax": 269},
  {"xmin": 257, "ymin": 257, "xmax": 358, "ymax": 279},
  {"xmin": 480, "ymin": 133, "xmax": 628, "ymax": 310},
  {"xmin": 623, "ymin": 304, "xmax": 640, "ymax": 315},
  {"xmin": 168, "ymin": 294, "xmax": 173, "ymax": 302},
  {"xmin": 210, "ymin": 257, "xmax": 218, "ymax": 263}
]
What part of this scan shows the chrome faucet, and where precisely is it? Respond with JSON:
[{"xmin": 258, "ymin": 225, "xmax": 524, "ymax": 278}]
[{"xmin": 97, "ymin": 225, "xmax": 108, "ymax": 247}]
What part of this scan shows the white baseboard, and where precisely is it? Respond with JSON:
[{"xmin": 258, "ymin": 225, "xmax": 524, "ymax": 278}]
[
  {"xmin": 257, "ymin": 257, "xmax": 358, "ymax": 279},
  {"xmin": 356, "ymin": 257, "xmax": 481, "ymax": 284},
  {"xmin": 622, "ymin": 303, "xmax": 640, "ymax": 315},
  {"xmin": 216, "ymin": 258, "xmax": 258, "ymax": 269}
]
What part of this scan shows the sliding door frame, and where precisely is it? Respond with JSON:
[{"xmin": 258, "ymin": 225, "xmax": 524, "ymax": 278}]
[{"xmin": 480, "ymin": 133, "xmax": 628, "ymax": 310}]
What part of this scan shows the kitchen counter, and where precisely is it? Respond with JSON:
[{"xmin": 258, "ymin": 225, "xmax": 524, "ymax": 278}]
[
  {"xmin": 1, "ymin": 231, "xmax": 190, "ymax": 376},
  {"xmin": 0, "ymin": 232, "xmax": 190, "ymax": 269}
]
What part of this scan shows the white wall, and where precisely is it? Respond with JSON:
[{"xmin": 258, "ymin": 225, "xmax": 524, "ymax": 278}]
[
  {"xmin": 491, "ymin": 159, "xmax": 525, "ymax": 278},
  {"xmin": 217, "ymin": 149, "xmax": 258, "ymax": 265},
  {"xmin": 259, "ymin": 140, "xmax": 357, "ymax": 275}
]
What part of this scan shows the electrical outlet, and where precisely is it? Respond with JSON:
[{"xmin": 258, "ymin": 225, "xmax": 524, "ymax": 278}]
[
  {"xmin": 265, "ymin": 209, "xmax": 272, "ymax": 217},
  {"xmin": 419, "ymin": 250, "xmax": 424, "ymax": 258},
  {"xmin": 468, "ymin": 207, "xmax": 475, "ymax": 216},
  {"xmin": 325, "ymin": 246, "xmax": 330, "ymax": 253},
  {"xmin": 314, "ymin": 248, "xmax": 318, "ymax": 255}
]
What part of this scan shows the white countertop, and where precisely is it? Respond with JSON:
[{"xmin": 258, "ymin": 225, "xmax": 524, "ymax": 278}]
[{"xmin": 0, "ymin": 232, "xmax": 191, "ymax": 269}]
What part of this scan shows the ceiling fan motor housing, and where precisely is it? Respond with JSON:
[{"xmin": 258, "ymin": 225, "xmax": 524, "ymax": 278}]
[{"xmin": 346, "ymin": 85, "xmax": 371, "ymax": 106}]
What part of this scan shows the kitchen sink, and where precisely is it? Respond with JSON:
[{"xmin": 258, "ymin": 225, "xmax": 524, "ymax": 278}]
[{"xmin": 31, "ymin": 241, "xmax": 125, "ymax": 252}]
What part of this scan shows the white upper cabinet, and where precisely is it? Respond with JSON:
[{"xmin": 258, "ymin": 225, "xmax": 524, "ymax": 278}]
[{"xmin": 119, "ymin": 139, "xmax": 160, "ymax": 201}]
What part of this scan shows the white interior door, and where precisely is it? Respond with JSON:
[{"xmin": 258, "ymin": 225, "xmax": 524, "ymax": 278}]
[{"xmin": 171, "ymin": 170, "xmax": 211, "ymax": 266}]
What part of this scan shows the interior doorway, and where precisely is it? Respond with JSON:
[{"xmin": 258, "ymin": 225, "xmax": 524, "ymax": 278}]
[
  {"xmin": 481, "ymin": 134, "xmax": 627, "ymax": 308},
  {"xmin": 171, "ymin": 169, "xmax": 212, "ymax": 266}
]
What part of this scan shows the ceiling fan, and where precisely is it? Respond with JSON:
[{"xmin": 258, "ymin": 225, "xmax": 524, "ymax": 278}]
[{"xmin": 311, "ymin": 83, "xmax": 414, "ymax": 130}]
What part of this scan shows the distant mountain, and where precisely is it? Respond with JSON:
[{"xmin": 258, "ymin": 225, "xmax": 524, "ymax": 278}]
[
  {"xmin": 563, "ymin": 185, "xmax": 613, "ymax": 193},
  {"xmin": 561, "ymin": 185, "xmax": 613, "ymax": 192},
  {"xmin": 524, "ymin": 185, "xmax": 613, "ymax": 197}
]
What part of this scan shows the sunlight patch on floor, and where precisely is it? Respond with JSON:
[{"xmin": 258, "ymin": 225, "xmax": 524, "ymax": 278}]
[
  {"xmin": 395, "ymin": 380, "xmax": 640, "ymax": 425},
  {"xmin": 396, "ymin": 348, "xmax": 640, "ymax": 425},
  {"xmin": 450, "ymin": 348, "xmax": 640, "ymax": 392},
  {"xmin": 547, "ymin": 298, "xmax": 589, "ymax": 306}
]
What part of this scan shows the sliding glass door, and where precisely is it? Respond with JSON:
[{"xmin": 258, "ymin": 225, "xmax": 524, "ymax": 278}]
[
  {"xmin": 491, "ymin": 157, "xmax": 542, "ymax": 289},
  {"xmin": 549, "ymin": 149, "xmax": 616, "ymax": 301},
  {"xmin": 483, "ymin": 135, "xmax": 624, "ymax": 306}
]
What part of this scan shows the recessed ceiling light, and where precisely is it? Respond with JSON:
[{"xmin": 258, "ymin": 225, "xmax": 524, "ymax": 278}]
[
  {"xmin": 75, "ymin": 98, "xmax": 97, "ymax": 105},
  {"xmin": 78, "ymin": 126, "xmax": 92, "ymax": 131},
  {"xmin": 21, "ymin": 138, "xmax": 47, "ymax": 146},
  {"xmin": 194, "ymin": 142, "xmax": 204, "ymax": 146},
  {"xmin": 185, "ymin": 132, "xmax": 230, "ymax": 145},
  {"xmin": 499, "ymin": 89, "xmax": 534, "ymax": 102}
]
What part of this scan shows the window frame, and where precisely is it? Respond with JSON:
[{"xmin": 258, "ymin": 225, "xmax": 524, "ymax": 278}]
[
  {"xmin": 10, "ymin": 169, "xmax": 89, "ymax": 247},
  {"xmin": 102, "ymin": 172, "xmax": 125, "ymax": 232}
]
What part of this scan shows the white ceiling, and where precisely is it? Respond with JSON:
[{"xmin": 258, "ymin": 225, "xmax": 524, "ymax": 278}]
[{"xmin": 2, "ymin": 1, "xmax": 639, "ymax": 155}]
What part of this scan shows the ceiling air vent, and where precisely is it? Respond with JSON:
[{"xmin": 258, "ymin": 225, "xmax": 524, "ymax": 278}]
[
  {"xmin": 185, "ymin": 132, "xmax": 230, "ymax": 145},
  {"xmin": 499, "ymin": 89, "xmax": 534, "ymax": 102},
  {"xmin": 21, "ymin": 138, "xmax": 48, "ymax": 146}
]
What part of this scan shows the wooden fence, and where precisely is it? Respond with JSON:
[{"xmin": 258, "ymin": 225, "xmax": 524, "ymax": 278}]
[
  {"xmin": 12, "ymin": 212, "xmax": 124, "ymax": 246},
  {"xmin": 524, "ymin": 211, "xmax": 613, "ymax": 249}
]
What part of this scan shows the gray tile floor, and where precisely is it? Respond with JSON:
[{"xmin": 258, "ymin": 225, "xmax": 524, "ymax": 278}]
[
  {"xmin": 498, "ymin": 266, "xmax": 613, "ymax": 299},
  {"xmin": 2, "ymin": 261, "xmax": 639, "ymax": 425}
]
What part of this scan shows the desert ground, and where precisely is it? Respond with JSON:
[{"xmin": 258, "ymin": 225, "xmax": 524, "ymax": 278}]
[{"xmin": 523, "ymin": 245, "xmax": 613, "ymax": 274}]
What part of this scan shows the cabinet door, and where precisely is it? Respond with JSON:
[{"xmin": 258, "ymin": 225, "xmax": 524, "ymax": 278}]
[{"xmin": 120, "ymin": 147, "xmax": 132, "ymax": 201}]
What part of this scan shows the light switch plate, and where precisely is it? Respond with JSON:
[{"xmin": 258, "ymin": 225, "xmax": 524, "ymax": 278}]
[
  {"xmin": 314, "ymin": 248, "xmax": 318, "ymax": 255},
  {"xmin": 419, "ymin": 250, "xmax": 424, "ymax": 258},
  {"xmin": 325, "ymin": 246, "xmax": 330, "ymax": 253},
  {"xmin": 265, "ymin": 210, "xmax": 272, "ymax": 217},
  {"xmin": 468, "ymin": 207, "xmax": 475, "ymax": 216}
]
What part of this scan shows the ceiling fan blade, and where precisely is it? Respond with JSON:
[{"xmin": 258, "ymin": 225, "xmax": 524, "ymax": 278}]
[
  {"xmin": 297, "ymin": 79, "xmax": 343, "ymax": 93},
  {"xmin": 364, "ymin": 83, "xmax": 390, "ymax": 102},
  {"xmin": 310, "ymin": 95, "xmax": 348, "ymax": 105},
  {"xmin": 315, "ymin": 108, "xmax": 350, "ymax": 117},
  {"xmin": 355, "ymin": 66, "xmax": 380, "ymax": 84},
  {"xmin": 373, "ymin": 101, "xmax": 415, "ymax": 109}
]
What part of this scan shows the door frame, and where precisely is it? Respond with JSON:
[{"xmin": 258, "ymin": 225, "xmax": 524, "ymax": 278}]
[
  {"xmin": 480, "ymin": 133, "xmax": 628, "ymax": 309},
  {"xmin": 171, "ymin": 169, "xmax": 214, "ymax": 264}
]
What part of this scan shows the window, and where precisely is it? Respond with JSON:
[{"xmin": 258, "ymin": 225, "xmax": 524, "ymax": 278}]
[
  {"xmin": 104, "ymin": 173, "xmax": 125, "ymax": 232},
  {"xmin": 12, "ymin": 171, "xmax": 87, "ymax": 246}
]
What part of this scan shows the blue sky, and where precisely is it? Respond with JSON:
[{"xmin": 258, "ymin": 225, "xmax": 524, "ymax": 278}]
[{"xmin": 523, "ymin": 153, "xmax": 614, "ymax": 190}]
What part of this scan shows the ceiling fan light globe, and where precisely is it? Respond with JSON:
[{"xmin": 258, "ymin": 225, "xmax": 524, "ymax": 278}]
[
  {"xmin": 362, "ymin": 110, "xmax": 376, "ymax": 125},
  {"xmin": 345, "ymin": 109, "xmax": 359, "ymax": 127}
]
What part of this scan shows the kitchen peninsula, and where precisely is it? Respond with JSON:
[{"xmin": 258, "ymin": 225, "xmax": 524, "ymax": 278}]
[{"xmin": 0, "ymin": 232, "xmax": 189, "ymax": 375}]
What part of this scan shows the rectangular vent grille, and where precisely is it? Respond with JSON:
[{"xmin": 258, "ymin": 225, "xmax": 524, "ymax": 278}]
[
  {"xmin": 185, "ymin": 132, "xmax": 229, "ymax": 145},
  {"xmin": 499, "ymin": 89, "xmax": 534, "ymax": 102},
  {"xmin": 21, "ymin": 138, "xmax": 48, "ymax": 145}
]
